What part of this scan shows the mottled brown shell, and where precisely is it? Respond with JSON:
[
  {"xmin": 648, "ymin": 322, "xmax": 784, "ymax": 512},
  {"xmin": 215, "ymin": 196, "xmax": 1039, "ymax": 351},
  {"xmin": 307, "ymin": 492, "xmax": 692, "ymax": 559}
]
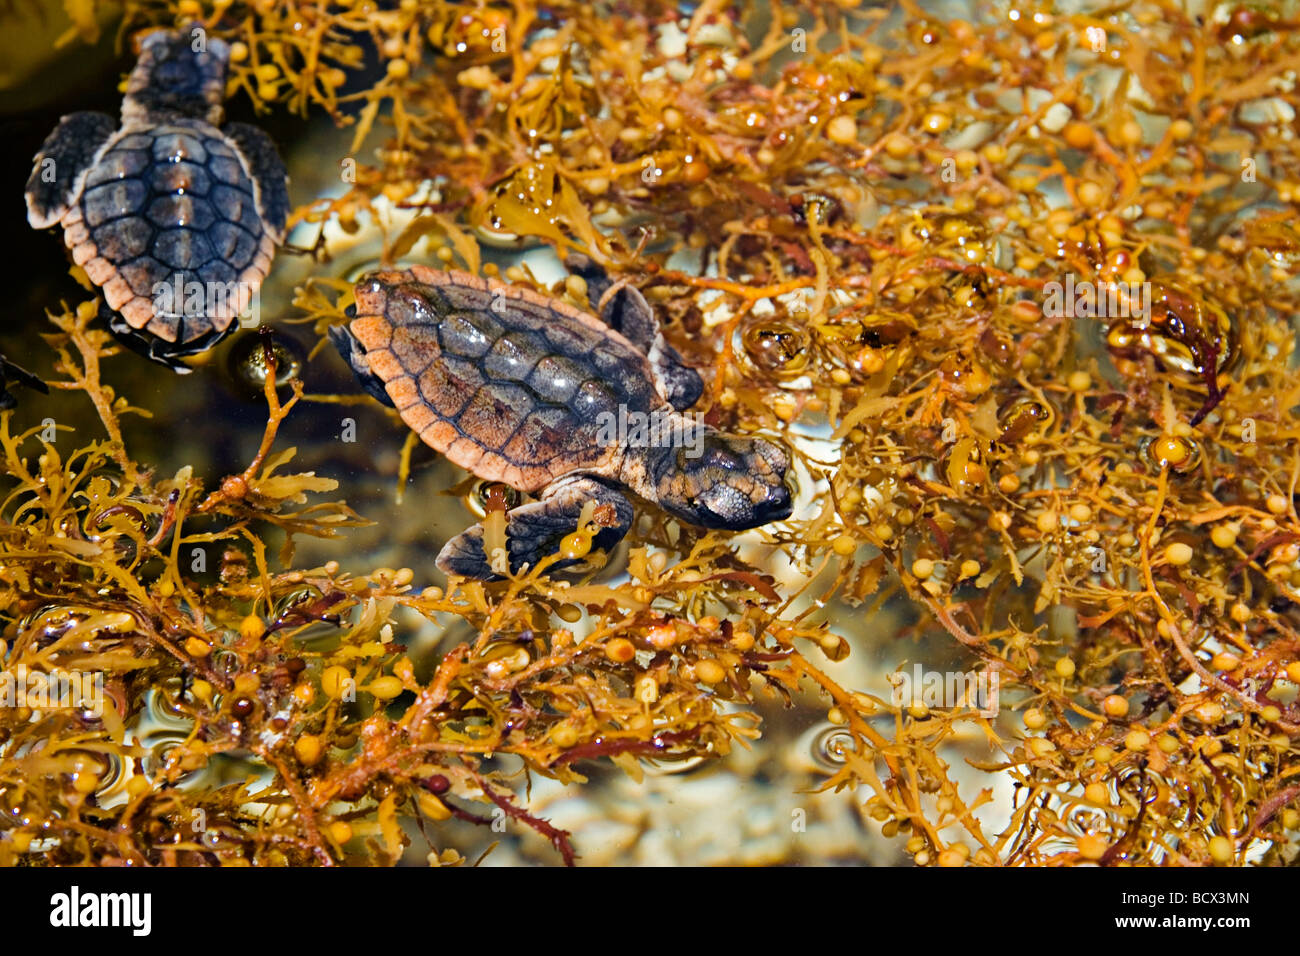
[{"xmin": 348, "ymin": 265, "xmax": 668, "ymax": 492}]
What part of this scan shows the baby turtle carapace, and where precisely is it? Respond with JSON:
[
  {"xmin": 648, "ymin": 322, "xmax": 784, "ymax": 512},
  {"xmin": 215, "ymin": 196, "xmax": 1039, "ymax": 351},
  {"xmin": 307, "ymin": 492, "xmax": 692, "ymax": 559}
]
[
  {"xmin": 25, "ymin": 28, "xmax": 289, "ymax": 371},
  {"xmin": 331, "ymin": 258, "xmax": 792, "ymax": 580}
]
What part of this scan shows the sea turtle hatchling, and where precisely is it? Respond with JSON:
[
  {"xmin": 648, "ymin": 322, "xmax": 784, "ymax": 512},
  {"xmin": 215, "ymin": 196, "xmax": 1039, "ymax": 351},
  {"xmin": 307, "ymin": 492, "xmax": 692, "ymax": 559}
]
[
  {"xmin": 24, "ymin": 27, "xmax": 289, "ymax": 370},
  {"xmin": 330, "ymin": 257, "xmax": 793, "ymax": 580}
]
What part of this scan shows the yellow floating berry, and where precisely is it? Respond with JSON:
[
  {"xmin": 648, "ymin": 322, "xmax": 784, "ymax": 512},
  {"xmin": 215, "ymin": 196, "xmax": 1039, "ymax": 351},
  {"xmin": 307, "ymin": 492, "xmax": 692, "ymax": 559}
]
[
  {"xmin": 937, "ymin": 848, "xmax": 965, "ymax": 867},
  {"xmin": 1151, "ymin": 435, "xmax": 1191, "ymax": 468},
  {"xmin": 1266, "ymin": 493, "xmax": 1289, "ymax": 515},
  {"xmin": 1063, "ymin": 121, "xmax": 1094, "ymax": 149},
  {"xmin": 646, "ymin": 624, "xmax": 677, "ymax": 650},
  {"xmin": 694, "ymin": 659, "xmax": 727, "ymax": 684},
  {"xmin": 1164, "ymin": 543, "xmax": 1194, "ymax": 566},
  {"xmin": 1024, "ymin": 708, "xmax": 1047, "ymax": 730},
  {"xmin": 1055, "ymin": 658, "xmax": 1076, "ymax": 678},
  {"xmin": 832, "ymin": 534, "xmax": 858, "ymax": 556},
  {"xmin": 126, "ymin": 775, "xmax": 151, "ymax": 798},
  {"xmin": 1077, "ymin": 834, "xmax": 1108, "ymax": 860},
  {"xmin": 386, "ymin": 58, "xmax": 411, "ymax": 79},
  {"xmin": 551, "ymin": 724, "xmax": 578, "ymax": 748},
  {"xmin": 1287, "ymin": 662, "xmax": 1300, "ymax": 683},
  {"xmin": 190, "ymin": 679, "xmax": 213, "ymax": 704},
  {"xmin": 911, "ymin": 558, "xmax": 935, "ymax": 579},
  {"xmin": 232, "ymin": 673, "xmax": 259, "ymax": 696},
  {"xmin": 1124, "ymin": 729, "xmax": 1151, "ymax": 751},
  {"xmin": 1210, "ymin": 652, "xmax": 1240, "ymax": 671},
  {"xmin": 369, "ymin": 675, "xmax": 404, "ymax": 699},
  {"xmin": 826, "ymin": 115, "xmax": 858, "ymax": 145},
  {"xmin": 229, "ymin": 41, "xmax": 249, "ymax": 63},
  {"xmin": 329, "ymin": 821, "xmax": 353, "ymax": 844},
  {"xmin": 321, "ymin": 665, "xmax": 353, "ymax": 699},
  {"xmin": 185, "ymin": 636, "xmax": 212, "ymax": 658},
  {"xmin": 604, "ymin": 638, "xmax": 636, "ymax": 663},
  {"xmin": 239, "ymin": 615, "xmax": 266, "ymax": 642},
  {"xmin": 729, "ymin": 629, "xmax": 756, "ymax": 651},
  {"xmin": 294, "ymin": 735, "xmax": 323, "ymax": 766},
  {"xmin": 959, "ymin": 559, "xmax": 980, "ymax": 579},
  {"xmin": 1102, "ymin": 695, "xmax": 1129, "ymax": 718},
  {"xmin": 1084, "ymin": 783, "xmax": 1110, "ymax": 805},
  {"xmin": 561, "ymin": 532, "xmax": 592, "ymax": 559},
  {"xmin": 418, "ymin": 792, "xmax": 453, "ymax": 821},
  {"xmin": 1028, "ymin": 737, "xmax": 1056, "ymax": 756},
  {"xmin": 1196, "ymin": 701, "xmax": 1225, "ymax": 722},
  {"xmin": 1196, "ymin": 735, "xmax": 1223, "ymax": 757},
  {"xmin": 1211, "ymin": 525, "xmax": 1238, "ymax": 549},
  {"xmin": 1208, "ymin": 835, "xmax": 1234, "ymax": 864},
  {"xmin": 1067, "ymin": 370, "xmax": 1092, "ymax": 391}
]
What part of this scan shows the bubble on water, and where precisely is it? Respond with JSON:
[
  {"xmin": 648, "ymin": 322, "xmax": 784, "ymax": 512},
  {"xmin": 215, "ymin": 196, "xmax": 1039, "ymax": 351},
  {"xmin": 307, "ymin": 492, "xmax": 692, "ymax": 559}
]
[
  {"xmin": 466, "ymin": 479, "xmax": 522, "ymax": 518},
  {"xmin": 1140, "ymin": 434, "xmax": 1202, "ymax": 474},
  {"xmin": 810, "ymin": 724, "xmax": 855, "ymax": 771},
  {"xmin": 229, "ymin": 332, "xmax": 303, "ymax": 392},
  {"xmin": 740, "ymin": 318, "xmax": 811, "ymax": 374}
]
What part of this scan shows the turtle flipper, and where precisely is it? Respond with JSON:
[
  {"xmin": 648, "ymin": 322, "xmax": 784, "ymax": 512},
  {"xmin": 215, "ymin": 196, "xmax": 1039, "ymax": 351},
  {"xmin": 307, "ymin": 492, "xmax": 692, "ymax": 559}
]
[
  {"xmin": 436, "ymin": 476, "xmax": 634, "ymax": 580},
  {"xmin": 330, "ymin": 323, "xmax": 395, "ymax": 408},
  {"xmin": 0, "ymin": 354, "xmax": 49, "ymax": 411},
  {"xmin": 103, "ymin": 304, "xmax": 196, "ymax": 374},
  {"xmin": 25, "ymin": 112, "xmax": 117, "ymax": 229},
  {"xmin": 563, "ymin": 253, "xmax": 703, "ymax": 411},
  {"xmin": 222, "ymin": 122, "xmax": 290, "ymax": 242}
]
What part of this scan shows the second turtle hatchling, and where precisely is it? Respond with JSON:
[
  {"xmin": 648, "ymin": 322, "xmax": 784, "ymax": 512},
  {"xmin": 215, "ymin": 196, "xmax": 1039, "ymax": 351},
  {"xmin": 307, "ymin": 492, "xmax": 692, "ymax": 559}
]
[
  {"xmin": 25, "ymin": 27, "xmax": 289, "ymax": 370},
  {"xmin": 331, "ymin": 257, "xmax": 793, "ymax": 579}
]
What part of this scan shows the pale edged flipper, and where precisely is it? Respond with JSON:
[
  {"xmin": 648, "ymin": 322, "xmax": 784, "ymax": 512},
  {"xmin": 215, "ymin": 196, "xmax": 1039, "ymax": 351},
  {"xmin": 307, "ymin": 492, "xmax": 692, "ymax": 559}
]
[
  {"xmin": 25, "ymin": 112, "xmax": 117, "ymax": 229},
  {"xmin": 564, "ymin": 253, "xmax": 703, "ymax": 411},
  {"xmin": 436, "ymin": 476, "xmax": 635, "ymax": 579},
  {"xmin": 222, "ymin": 121, "xmax": 290, "ymax": 242}
]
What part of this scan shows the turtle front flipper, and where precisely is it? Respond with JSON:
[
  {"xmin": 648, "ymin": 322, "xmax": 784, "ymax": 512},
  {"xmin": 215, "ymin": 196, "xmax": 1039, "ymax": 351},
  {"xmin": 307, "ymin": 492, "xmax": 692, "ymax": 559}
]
[
  {"xmin": 0, "ymin": 354, "xmax": 49, "ymax": 411},
  {"xmin": 222, "ymin": 122, "xmax": 290, "ymax": 242},
  {"xmin": 436, "ymin": 476, "xmax": 634, "ymax": 580},
  {"xmin": 329, "ymin": 323, "xmax": 396, "ymax": 408},
  {"xmin": 563, "ymin": 253, "xmax": 703, "ymax": 411},
  {"xmin": 25, "ymin": 112, "xmax": 117, "ymax": 229}
]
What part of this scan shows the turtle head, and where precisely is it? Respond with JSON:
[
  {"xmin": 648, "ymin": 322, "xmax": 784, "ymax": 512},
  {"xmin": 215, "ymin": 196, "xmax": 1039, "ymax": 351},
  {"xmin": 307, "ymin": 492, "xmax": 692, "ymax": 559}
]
[
  {"xmin": 123, "ymin": 27, "xmax": 229, "ymax": 125},
  {"xmin": 650, "ymin": 430, "xmax": 793, "ymax": 531}
]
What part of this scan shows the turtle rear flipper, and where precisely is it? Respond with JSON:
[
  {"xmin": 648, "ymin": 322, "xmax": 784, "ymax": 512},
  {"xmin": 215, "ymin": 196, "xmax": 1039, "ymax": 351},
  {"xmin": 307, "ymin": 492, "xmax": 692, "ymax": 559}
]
[
  {"xmin": 223, "ymin": 122, "xmax": 290, "ymax": 242},
  {"xmin": 436, "ymin": 476, "xmax": 634, "ymax": 580},
  {"xmin": 563, "ymin": 253, "xmax": 703, "ymax": 411},
  {"xmin": 25, "ymin": 112, "xmax": 117, "ymax": 229},
  {"xmin": 103, "ymin": 303, "xmax": 197, "ymax": 374}
]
